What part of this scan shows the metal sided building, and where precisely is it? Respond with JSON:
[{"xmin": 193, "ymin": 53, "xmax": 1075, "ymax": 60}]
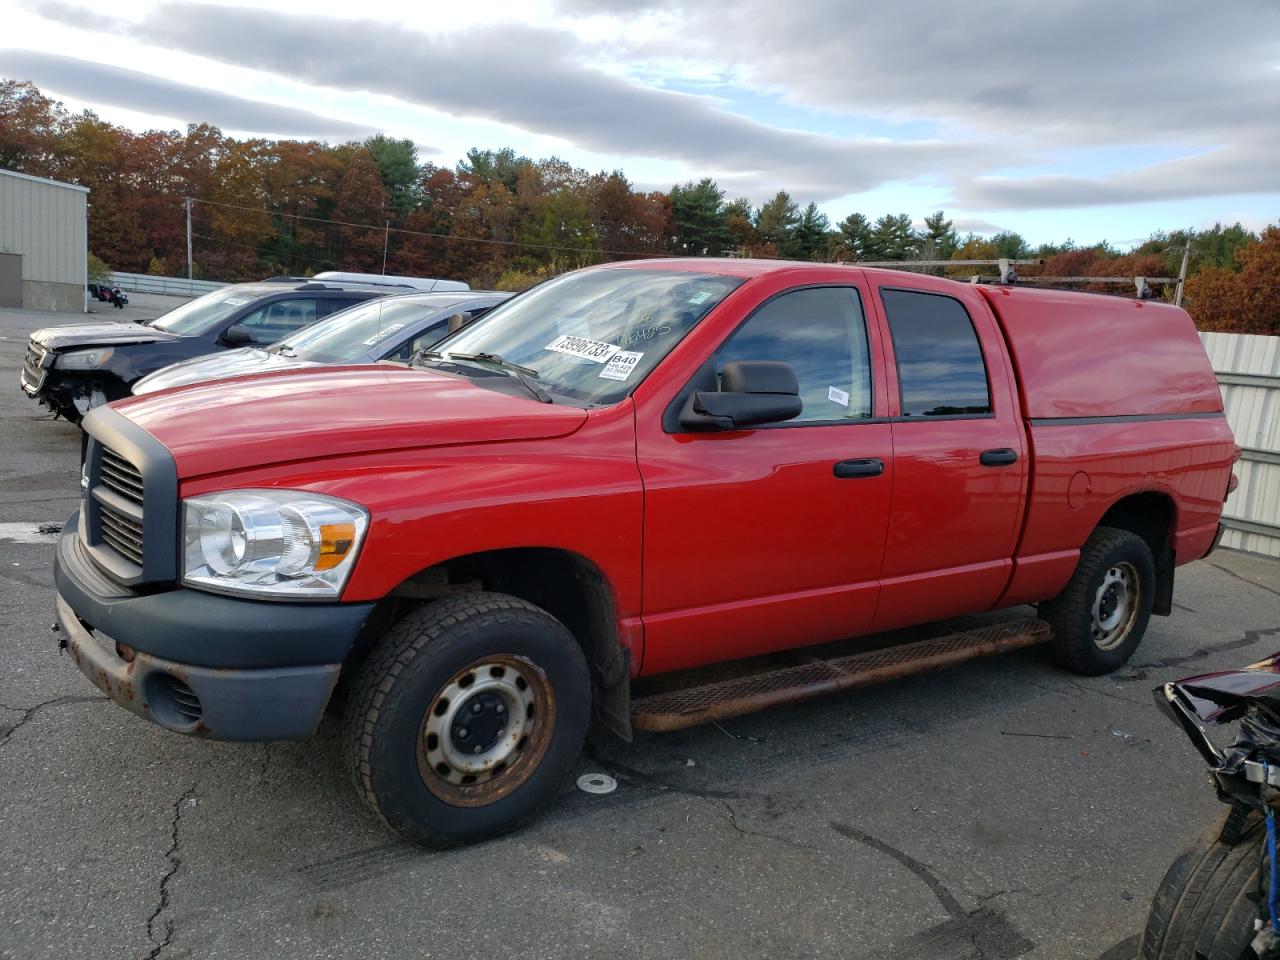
[{"xmin": 0, "ymin": 169, "xmax": 89, "ymax": 312}]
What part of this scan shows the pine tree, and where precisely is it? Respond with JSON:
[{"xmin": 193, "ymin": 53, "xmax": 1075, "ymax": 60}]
[
  {"xmin": 922, "ymin": 210, "xmax": 958, "ymax": 259},
  {"xmin": 754, "ymin": 191, "xmax": 800, "ymax": 255},
  {"xmin": 837, "ymin": 212, "xmax": 873, "ymax": 260},
  {"xmin": 668, "ymin": 178, "xmax": 730, "ymax": 256},
  {"xmin": 791, "ymin": 202, "xmax": 831, "ymax": 261},
  {"xmin": 868, "ymin": 213, "xmax": 917, "ymax": 261},
  {"xmin": 365, "ymin": 135, "xmax": 419, "ymax": 218}
]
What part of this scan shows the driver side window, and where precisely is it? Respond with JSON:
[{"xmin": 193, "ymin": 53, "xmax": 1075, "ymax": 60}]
[
  {"xmin": 236, "ymin": 298, "xmax": 318, "ymax": 342},
  {"xmin": 715, "ymin": 287, "xmax": 872, "ymax": 423}
]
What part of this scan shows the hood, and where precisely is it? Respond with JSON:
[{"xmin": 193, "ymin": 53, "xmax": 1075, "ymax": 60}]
[
  {"xmin": 112, "ymin": 364, "xmax": 589, "ymax": 478},
  {"xmin": 133, "ymin": 348, "xmax": 319, "ymax": 395},
  {"xmin": 31, "ymin": 321, "xmax": 180, "ymax": 351},
  {"xmin": 1164, "ymin": 651, "xmax": 1280, "ymax": 724}
]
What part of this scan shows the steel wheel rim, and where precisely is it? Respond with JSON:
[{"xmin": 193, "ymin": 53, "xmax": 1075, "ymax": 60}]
[
  {"xmin": 1091, "ymin": 561, "xmax": 1140, "ymax": 651},
  {"xmin": 416, "ymin": 654, "xmax": 556, "ymax": 807}
]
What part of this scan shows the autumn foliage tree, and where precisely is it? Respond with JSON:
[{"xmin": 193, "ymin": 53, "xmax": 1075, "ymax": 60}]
[{"xmin": 1185, "ymin": 227, "xmax": 1280, "ymax": 335}]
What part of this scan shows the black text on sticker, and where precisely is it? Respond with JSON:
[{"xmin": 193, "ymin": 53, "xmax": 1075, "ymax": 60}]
[
  {"xmin": 599, "ymin": 350, "xmax": 643, "ymax": 381},
  {"xmin": 545, "ymin": 334, "xmax": 619, "ymax": 363}
]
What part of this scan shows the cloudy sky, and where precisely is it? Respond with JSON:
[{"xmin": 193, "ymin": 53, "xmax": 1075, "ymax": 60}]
[{"xmin": 1, "ymin": 0, "xmax": 1277, "ymax": 246}]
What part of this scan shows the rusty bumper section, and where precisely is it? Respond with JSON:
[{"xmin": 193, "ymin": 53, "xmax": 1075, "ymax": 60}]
[
  {"xmin": 56, "ymin": 595, "xmax": 340, "ymax": 741},
  {"xmin": 632, "ymin": 618, "xmax": 1053, "ymax": 732}
]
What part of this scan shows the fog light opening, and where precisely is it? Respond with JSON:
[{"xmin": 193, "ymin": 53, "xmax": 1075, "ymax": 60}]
[{"xmin": 143, "ymin": 672, "xmax": 203, "ymax": 729}]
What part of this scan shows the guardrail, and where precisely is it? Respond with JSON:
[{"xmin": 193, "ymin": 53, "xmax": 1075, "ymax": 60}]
[
  {"xmin": 106, "ymin": 271, "xmax": 226, "ymax": 297},
  {"xmin": 1201, "ymin": 331, "xmax": 1280, "ymax": 558}
]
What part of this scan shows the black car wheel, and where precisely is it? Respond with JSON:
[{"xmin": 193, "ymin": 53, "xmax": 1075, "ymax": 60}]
[
  {"xmin": 343, "ymin": 592, "xmax": 591, "ymax": 846},
  {"xmin": 1139, "ymin": 809, "xmax": 1263, "ymax": 959},
  {"xmin": 1040, "ymin": 526, "xmax": 1155, "ymax": 675}
]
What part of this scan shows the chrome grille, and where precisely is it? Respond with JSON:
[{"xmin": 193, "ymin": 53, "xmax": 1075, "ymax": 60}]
[
  {"xmin": 100, "ymin": 448, "xmax": 144, "ymax": 505},
  {"xmin": 96, "ymin": 445, "xmax": 145, "ymax": 566},
  {"xmin": 21, "ymin": 342, "xmax": 48, "ymax": 391}
]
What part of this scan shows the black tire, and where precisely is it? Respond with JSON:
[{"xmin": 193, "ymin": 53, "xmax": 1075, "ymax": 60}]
[
  {"xmin": 1139, "ymin": 809, "xmax": 1263, "ymax": 960},
  {"xmin": 342, "ymin": 592, "xmax": 591, "ymax": 846},
  {"xmin": 1040, "ymin": 526, "xmax": 1155, "ymax": 675}
]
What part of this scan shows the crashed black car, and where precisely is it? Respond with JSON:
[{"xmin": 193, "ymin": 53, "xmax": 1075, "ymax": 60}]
[
  {"xmin": 1141, "ymin": 653, "xmax": 1280, "ymax": 958},
  {"xmin": 20, "ymin": 276, "xmax": 419, "ymax": 422}
]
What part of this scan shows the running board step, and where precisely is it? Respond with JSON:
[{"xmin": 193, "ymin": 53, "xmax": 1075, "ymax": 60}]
[{"xmin": 632, "ymin": 618, "xmax": 1052, "ymax": 732}]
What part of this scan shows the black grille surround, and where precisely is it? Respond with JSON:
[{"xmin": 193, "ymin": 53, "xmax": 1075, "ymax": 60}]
[{"xmin": 81, "ymin": 406, "xmax": 179, "ymax": 588}]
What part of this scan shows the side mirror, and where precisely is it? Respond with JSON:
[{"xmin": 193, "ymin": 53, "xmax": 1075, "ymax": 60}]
[
  {"xmin": 679, "ymin": 360, "xmax": 802, "ymax": 431},
  {"xmin": 221, "ymin": 324, "xmax": 254, "ymax": 346}
]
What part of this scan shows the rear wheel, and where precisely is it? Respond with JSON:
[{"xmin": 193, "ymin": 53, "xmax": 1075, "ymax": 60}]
[
  {"xmin": 1040, "ymin": 526, "xmax": 1155, "ymax": 675},
  {"xmin": 342, "ymin": 592, "xmax": 591, "ymax": 846},
  {"xmin": 1139, "ymin": 808, "xmax": 1263, "ymax": 960}
]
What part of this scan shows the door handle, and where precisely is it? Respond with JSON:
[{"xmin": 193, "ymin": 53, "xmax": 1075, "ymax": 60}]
[
  {"xmin": 980, "ymin": 448, "xmax": 1018, "ymax": 467},
  {"xmin": 833, "ymin": 458, "xmax": 884, "ymax": 479}
]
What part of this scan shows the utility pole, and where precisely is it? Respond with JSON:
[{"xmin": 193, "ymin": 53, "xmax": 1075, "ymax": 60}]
[
  {"xmin": 1174, "ymin": 239, "xmax": 1191, "ymax": 307},
  {"xmin": 382, "ymin": 220, "xmax": 390, "ymax": 275},
  {"xmin": 185, "ymin": 198, "xmax": 193, "ymax": 282}
]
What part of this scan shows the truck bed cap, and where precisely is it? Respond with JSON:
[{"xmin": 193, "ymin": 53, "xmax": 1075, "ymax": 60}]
[{"xmin": 979, "ymin": 285, "xmax": 1222, "ymax": 420}]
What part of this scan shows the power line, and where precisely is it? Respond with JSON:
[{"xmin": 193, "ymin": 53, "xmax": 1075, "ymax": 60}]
[
  {"xmin": 189, "ymin": 197, "xmax": 654, "ymax": 260},
  {"xmin": 191, "ymin": 233, "xmax": 342, "ymax": 268}
]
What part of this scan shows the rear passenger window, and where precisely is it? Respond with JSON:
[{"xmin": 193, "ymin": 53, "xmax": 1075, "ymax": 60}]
[
  {"xmin": 716, "ymin": 287, "xmax": 871, "ymax": 423},
  {"xmin": 882, "ymin": 289, "xmax": 991, "ymax": 417}
]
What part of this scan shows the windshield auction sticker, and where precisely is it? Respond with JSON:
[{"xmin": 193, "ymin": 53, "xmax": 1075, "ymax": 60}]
[
  {"xmin": 362, "ymin": 323, "xmax": 406, "ymax": 346},
  {"xmin": 544, "ymin": 335, "xmax": 619, "ymax": 363},
  {"xmin": 599, "ymin": 350, "xmax": 643, "ymax": 381}
]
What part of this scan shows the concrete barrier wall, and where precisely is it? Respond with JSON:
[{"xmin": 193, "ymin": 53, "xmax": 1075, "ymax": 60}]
[{"xmin": 107, "ymin": 272, "xmax": 226, "ymax": 298}]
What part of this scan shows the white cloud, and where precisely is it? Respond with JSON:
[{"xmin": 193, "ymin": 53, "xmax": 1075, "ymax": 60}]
[
  {"xmin": 10, "ymin": 0, "xmax": 1279, "ymax": 226},
  {"xmin": 0, "ymin": 49, "xmax": 374, "ymax": 138}
]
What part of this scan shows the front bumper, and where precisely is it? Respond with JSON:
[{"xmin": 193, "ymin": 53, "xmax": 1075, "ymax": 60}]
[{"xmin": 54, "ymin": 513, "xmax": 376, "ymax": 741}]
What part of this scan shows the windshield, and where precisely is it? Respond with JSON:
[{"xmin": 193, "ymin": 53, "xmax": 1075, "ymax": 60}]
[
  {"xmin": 278, "ymin": 298, "xmax": 441, "ymax": 363},
  {"xmin": 149, "ymin": 287, "xmax": 265, "ymax": 336},
  {"xmin": 432, "ymin": 268, "xmax": 742, "ymax": 405}
]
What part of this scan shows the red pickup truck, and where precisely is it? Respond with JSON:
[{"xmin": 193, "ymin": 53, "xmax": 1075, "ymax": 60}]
[{"xmin": 53, "ymin": 259, "xmax": 1236, "ymax": 844}]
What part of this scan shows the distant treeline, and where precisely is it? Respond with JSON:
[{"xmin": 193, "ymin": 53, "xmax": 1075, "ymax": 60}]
[{"xmin": 2, "ymin": 79, "xmax": 1275, "ymax": 333}]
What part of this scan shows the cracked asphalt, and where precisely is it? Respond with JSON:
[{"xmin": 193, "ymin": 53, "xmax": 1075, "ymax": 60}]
[{"xmin": 3, "ymin": 302, "xmax": 1279, "ymax": 960}]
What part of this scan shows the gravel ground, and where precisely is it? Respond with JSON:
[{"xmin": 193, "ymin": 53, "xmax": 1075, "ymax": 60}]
[{"xmin": 1, "ymin": 302, "xmax": 1277, "ymax": 960}]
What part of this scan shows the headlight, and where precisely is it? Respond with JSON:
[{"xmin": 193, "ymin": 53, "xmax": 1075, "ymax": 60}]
[
  {"xmin": 57, "ymin": 348, "xmax": 114, "ymax": 369},
  {"xmin": 182, "ymin": 489, "xmax": 368, "ymax": 599}
]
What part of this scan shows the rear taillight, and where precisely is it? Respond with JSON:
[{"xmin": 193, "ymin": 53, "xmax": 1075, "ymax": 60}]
[{"xmin": 1226, "ymin": 472, "xmax": 1239, "ymax": 500}]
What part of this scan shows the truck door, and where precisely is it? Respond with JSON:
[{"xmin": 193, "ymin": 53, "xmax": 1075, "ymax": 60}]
[
  {"xmin": 870, "ymin": 285, "xmax": 1027, "ymax": 631},
  {"xmin": 635, "ymin": 284, "xmax": 894, "ymax": 675}
]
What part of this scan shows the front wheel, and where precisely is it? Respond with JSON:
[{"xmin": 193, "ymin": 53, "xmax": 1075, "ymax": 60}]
[
  {"xmin": 1139, "ymin": 809, "xmax": 1263, "ymax": 959},
  {"xmin": 1040, "ymin": 526, "xmax": 1155, "ymax": 675},
  {"xmin": 342, "ymin": 592, "xmax": 591, "ymax": 846}
]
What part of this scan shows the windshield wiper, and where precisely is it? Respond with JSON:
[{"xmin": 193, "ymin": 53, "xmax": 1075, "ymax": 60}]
[{"xmin": 412, "ymin": 351, "xmax": 553, "ymax": 403}]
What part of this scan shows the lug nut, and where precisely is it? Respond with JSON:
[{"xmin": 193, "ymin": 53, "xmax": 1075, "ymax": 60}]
[
  {"xmin": 474, "ymin": 745, "xmax": 483, "ymax": 754},
  {"xmin": 495, "ymin": 704, "xmax": 504, "ymax": 714},
  {"xmin": 456, "ymin": 728, "xmax": 469, "ymax": 740},
  {"xmin": 472, "ymin": 702, "xmax": 483, "ymax": 714}
]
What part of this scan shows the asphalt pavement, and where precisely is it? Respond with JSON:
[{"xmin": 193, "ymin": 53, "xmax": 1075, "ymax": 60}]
[{"xmin": 1, "ymin": 301, "xmax": 1278, "ymax": 960}]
